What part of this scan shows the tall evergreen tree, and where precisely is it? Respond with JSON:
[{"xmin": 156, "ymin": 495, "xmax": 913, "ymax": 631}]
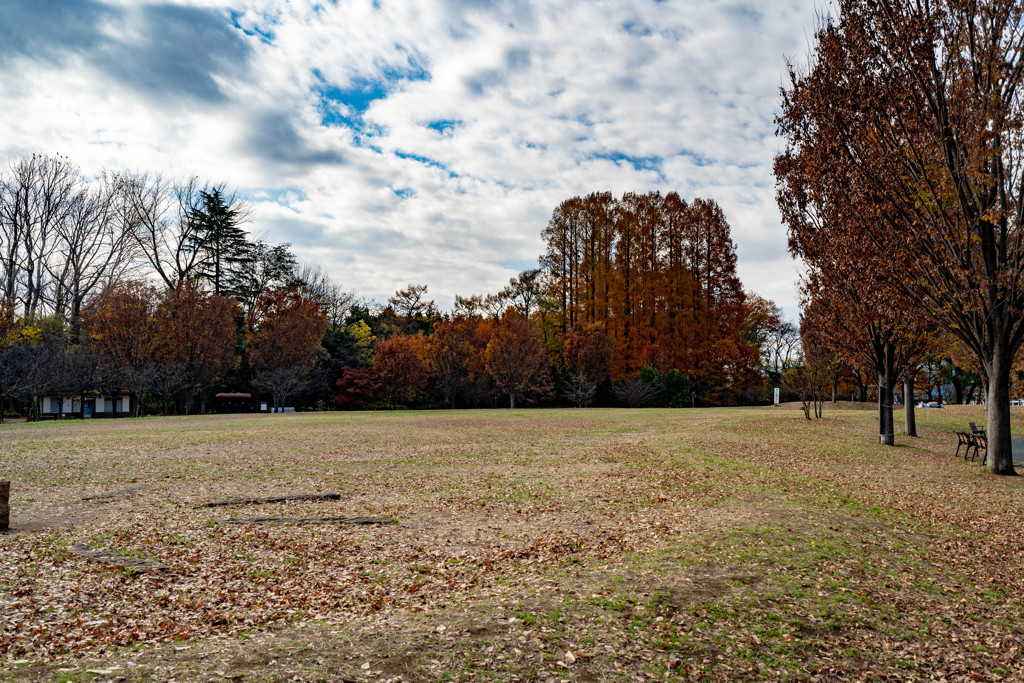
[{"xmin": 193, "ymin": 187, "xmax": 250, "ymax": 296}]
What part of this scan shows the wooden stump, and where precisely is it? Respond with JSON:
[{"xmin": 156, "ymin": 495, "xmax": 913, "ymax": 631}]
[{"xmin": 0, "ymin": 480, "xmax": 9, "ymax": 532}]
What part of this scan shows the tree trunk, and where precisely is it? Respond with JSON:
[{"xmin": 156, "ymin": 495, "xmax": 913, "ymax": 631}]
[
  {"xmin": 985, "ymin": 349, "xmax": 1017, "ymax": 475},
  {"xmin": 951, "ymin": 373, "xmax": 963, "ymax": 405},
  {"xmin": 878, "ymin": 382, "xmax": 894, "ymax": 445},
  {"xmin": 509, "ymin": 387, "xmax": 517, "ymax": 409},
  {"xmin": 831, "ymin": 378, "xmax": 837, "ymax": 403},
  {"xmin": 878, "ymin": 362, "xmax": 895, "ymax": 446},
  {"xmin": 904, "ymin": 373, "xmax": 917, "ymax": 437},
  {"xmin": 0, "ymin": 479, "xmax": 9, "ymax": 532}
]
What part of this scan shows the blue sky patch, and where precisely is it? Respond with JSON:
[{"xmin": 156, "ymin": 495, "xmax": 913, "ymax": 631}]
[
  {"xmin": 313, "ymin": 59, "xmax": 431, "ymax": 130},
  {"xmin": 592, "ymin": 152, "xmax": 663, "ymax": 173},
  {"xmin": 426, "ymin": 119, "xmax": 462, "ymax": 135},
  {"xmin": 679, "ymin": 149, "xmax": 713, "ymax": 168},
  {"xmin": 395, "ymin": 151, "xmax": 459, "ymax": 179},
  {"xmin": 314, "ymin": 70, "xmax": 388, "ymax": 129}
]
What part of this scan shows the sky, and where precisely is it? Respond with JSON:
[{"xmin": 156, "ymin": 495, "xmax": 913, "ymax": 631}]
[{"xmin": 0, "ymin": 0, "xmax": 821, "ymax": 316}]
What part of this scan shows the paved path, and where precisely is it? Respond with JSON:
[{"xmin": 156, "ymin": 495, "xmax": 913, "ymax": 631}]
[{"xmin": 1011, "ymin": 438, "xmax": 1024, "ymax": 463}]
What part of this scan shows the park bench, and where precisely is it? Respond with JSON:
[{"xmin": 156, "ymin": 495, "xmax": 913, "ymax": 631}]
[{"xmin": 955, "ymin": 422, "xmax": 987, "ymax": 464}]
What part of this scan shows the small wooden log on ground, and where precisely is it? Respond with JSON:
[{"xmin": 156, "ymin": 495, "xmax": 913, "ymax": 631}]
[
  {"xmin": 71, "ymin": 544, "xmax": 170, "ymax": 573},
  {"xmin": 0, "ymin": 480, "xmax": 9, "ymax": 532},
  {"xmin": 220, "ymin": 516, "xmax": 395, "ymax": 526},
  {"xmin": 201, "ymin": 493, "xmax": 341, "ymax": 507},
  {"xmin": 82, "ymin": 485, "xmax": 150, "ymax": 502}
]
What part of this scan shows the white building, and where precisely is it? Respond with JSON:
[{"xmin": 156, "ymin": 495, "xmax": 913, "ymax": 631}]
[{"xmin": 40, "ymin": 394, "xmax": 131, "ymax": 419}]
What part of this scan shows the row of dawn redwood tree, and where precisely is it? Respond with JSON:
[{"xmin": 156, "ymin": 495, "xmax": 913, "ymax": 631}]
[
  {"xmin": 541, "ymin": 192, "xmax": 761, "ymax": 403},
  {"xmin": 776, "ymin": 0, "xmax": 1024, "ymax": 474}
]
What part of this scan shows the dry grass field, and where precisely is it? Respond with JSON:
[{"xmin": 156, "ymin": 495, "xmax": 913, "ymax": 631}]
[{"xmin": 1, "ymin": 404, "xmax": 1023, "ymax": 682}]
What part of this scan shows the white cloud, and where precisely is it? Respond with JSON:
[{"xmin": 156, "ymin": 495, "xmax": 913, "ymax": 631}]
[{"xmin": 0, "ymin": 0, "xmax": 819, "ymax": 315}]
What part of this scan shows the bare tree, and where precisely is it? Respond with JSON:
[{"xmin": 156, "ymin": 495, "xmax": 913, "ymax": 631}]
[
  {"xmin": 47, "ymin": 175, "xmax": 138, "ymax": 334},
  {"xmin": 251, "ymin": 365, "xmax": 312, "ymax": 412},
  {"xmin": 613, "ymin": 376, "xmax": 659, "ymax": 408},
  {"xmin": 124, "ymin": 364, "xmax": 156, "ymax": 417},
  {"xmin": 0, "ymin": 155, "xmax": 80, "ymax": 318},
  {"xmin": 764, "ymin": 320, "xmax": 800, "ymax": 378},
  {"xmin": 151, "ymin": 359, "xmax": 187, "ymax": 416},
  {"xmin": 292, "ymin": 261, "xmax": 356, "ymax": 327},
  {"xmin": 562, "ymin": 372, "xmax": 597, "ymax": 408},
  {"xmin": 117, "ymin": 173, "xmax": 208, "ymax": 291}
]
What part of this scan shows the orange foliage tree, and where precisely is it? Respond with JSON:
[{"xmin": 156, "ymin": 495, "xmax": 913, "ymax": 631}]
[
  {"xmin": 80, "ymin": 282, "xmax": 162, "ymax": 416},
  {"xmin": 154, "ymin": 280, "xmax": 239, "ymax": 415},
  {"xmin": 246, "ymin": 288, "xmax": 327, "ymax": 411},
  {"xmin": 484, "ymin": 312, "xmax": 551, "ymax": 409},
  {"xmin": 373, "ymin": 335, "xmax": 428, "ymax": 406},
  {"xmin": 427, "ymin": 317, "xmax": 483, "ymax": 408}
]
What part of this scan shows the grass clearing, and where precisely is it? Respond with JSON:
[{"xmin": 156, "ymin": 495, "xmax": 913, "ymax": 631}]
[{"xmin": 1, "ymin": 405, "xmax": 1022, "ymax": 681}]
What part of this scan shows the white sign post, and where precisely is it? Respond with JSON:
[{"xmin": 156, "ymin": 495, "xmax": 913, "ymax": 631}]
[{"xmin": 774, "ymin": 387, "xmax": 780, "ymax": 405}]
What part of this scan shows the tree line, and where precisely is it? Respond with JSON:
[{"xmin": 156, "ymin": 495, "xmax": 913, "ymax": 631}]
[
  {"xmin": 0, "ymin": 154, "xmax": 798, "ymax": 419},
  {"xmin": 776, "ymin": 0, "xmax": 1024, "ymax": 474}
]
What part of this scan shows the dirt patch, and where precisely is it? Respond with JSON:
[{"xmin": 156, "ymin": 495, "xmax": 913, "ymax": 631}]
[{"xmin": 4, "ymin": 500, "xmax": 108, "ymax": 534}]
